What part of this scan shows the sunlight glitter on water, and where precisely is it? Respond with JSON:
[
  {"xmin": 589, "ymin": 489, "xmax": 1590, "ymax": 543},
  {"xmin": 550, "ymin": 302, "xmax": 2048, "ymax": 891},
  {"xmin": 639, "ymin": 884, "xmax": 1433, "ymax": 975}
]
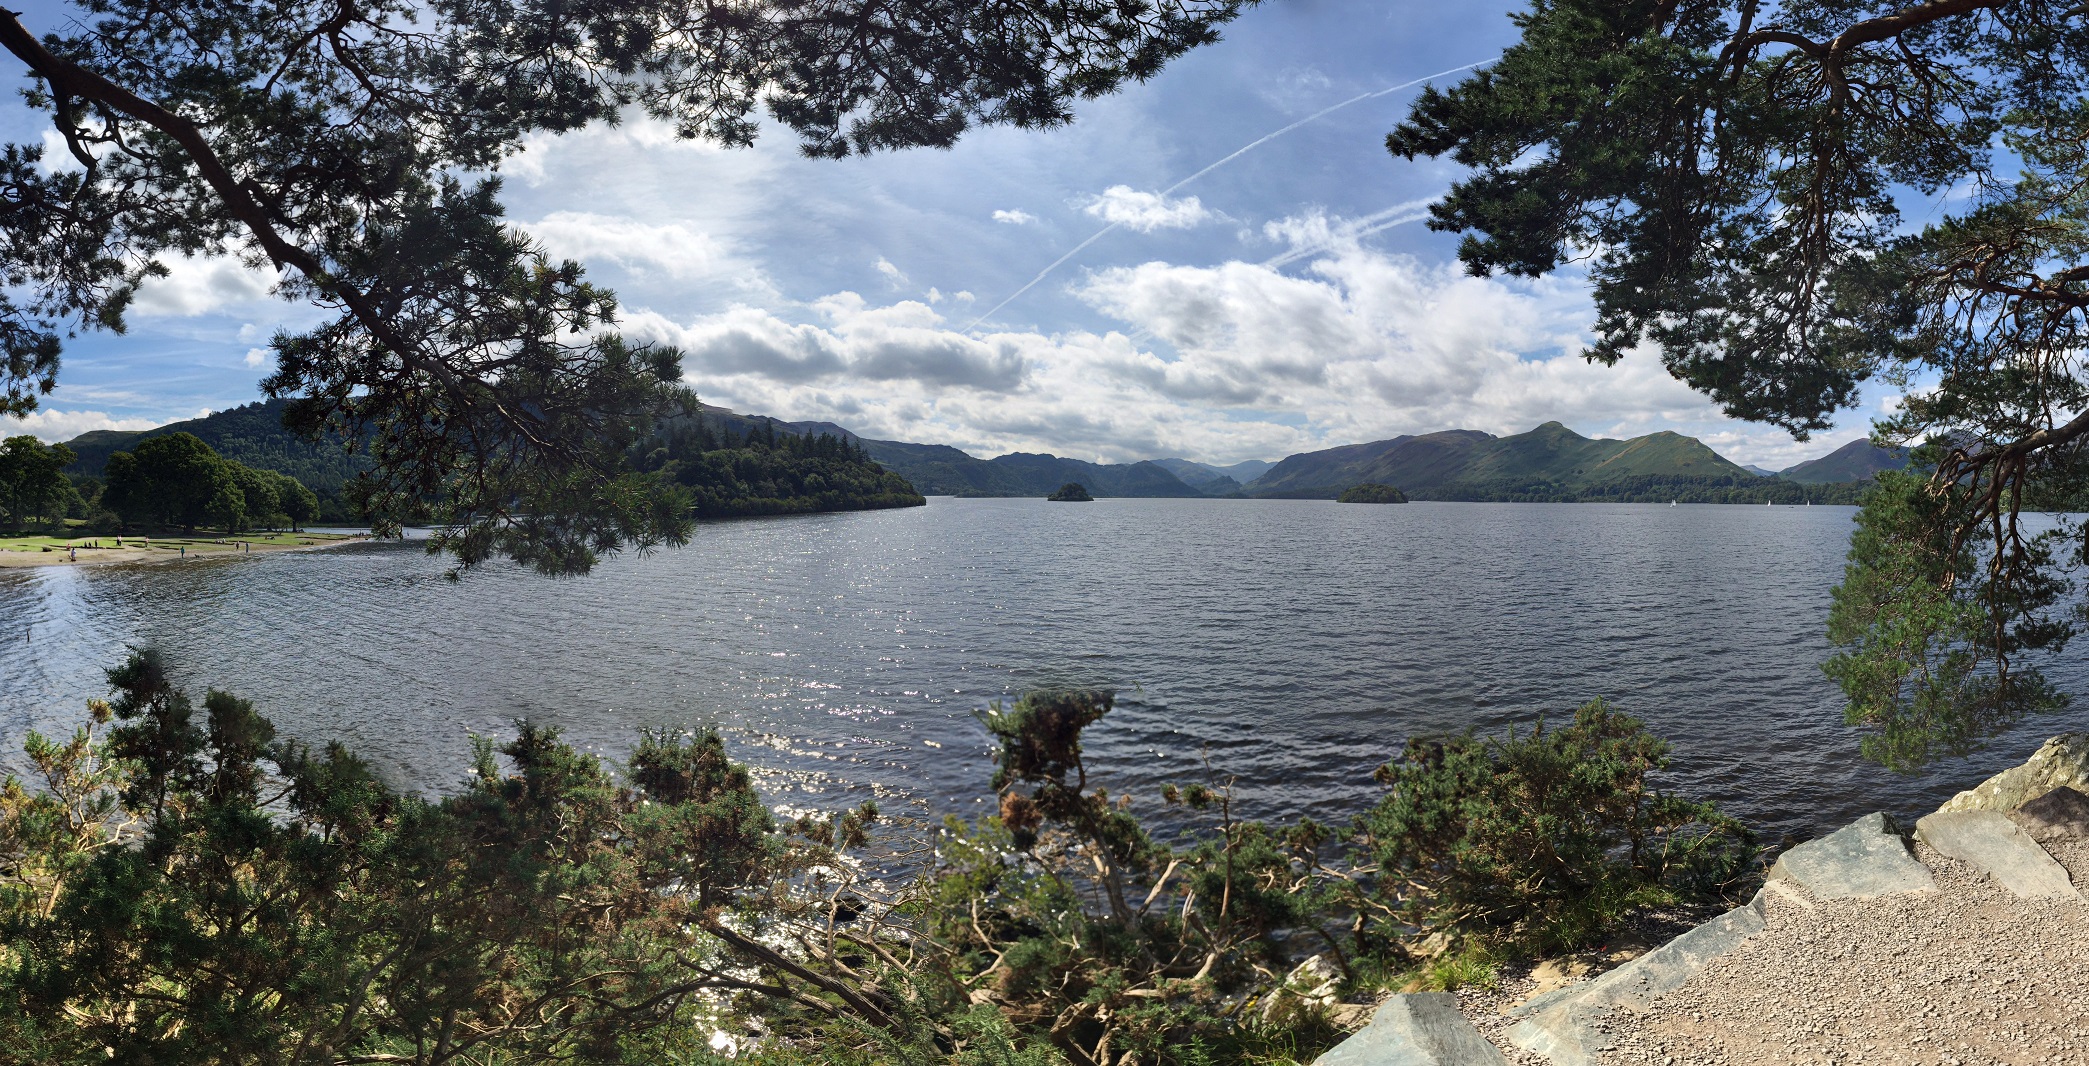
[{"xmin": 2, "ymin": 498, "xmax": 2084, "ymax": 838}]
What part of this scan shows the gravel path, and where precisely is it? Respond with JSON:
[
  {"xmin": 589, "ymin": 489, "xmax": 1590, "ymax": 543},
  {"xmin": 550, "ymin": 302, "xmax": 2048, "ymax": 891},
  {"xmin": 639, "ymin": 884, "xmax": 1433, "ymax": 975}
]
[{"xmin": 1448, "ymin": 839, "xmax": 2089, "ymax": 1066}]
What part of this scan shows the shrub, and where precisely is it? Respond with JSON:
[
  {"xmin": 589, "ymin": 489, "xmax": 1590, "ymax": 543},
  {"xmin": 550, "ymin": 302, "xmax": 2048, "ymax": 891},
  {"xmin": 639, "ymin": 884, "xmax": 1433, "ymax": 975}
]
[
  {"xmin": 0, "ymin": 665, "xmax": 1755, "ymax": 1064},
  {"xmin": 1349, "ymin": 698, "xmax": 1757, "ymax": 957}
]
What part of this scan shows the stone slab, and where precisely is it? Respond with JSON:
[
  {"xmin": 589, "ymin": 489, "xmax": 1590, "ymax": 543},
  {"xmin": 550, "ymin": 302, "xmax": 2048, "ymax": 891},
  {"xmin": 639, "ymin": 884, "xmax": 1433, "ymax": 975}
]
[
  {"xmin": 1506, "ymin": 890, "xmax": 1768, "ymax": 1065},
  {"xmin": 1939, "ymin": 733, "xmax": 2089, "ymax": 813},
  {"xmin": 2011, "ymin": 785, "xmax": 2089, "ymax": 844},
  {"xmin": 1313, "ymin": 992, "xmax": 1508, "ymax": 1066},
  {"xmin": 1767, "ymin": 812, "xmax": 1937, "ymax": 899},
  {"xmin": 1915, "ymin": 809, "xmax": 2080, "ymax": 901}
]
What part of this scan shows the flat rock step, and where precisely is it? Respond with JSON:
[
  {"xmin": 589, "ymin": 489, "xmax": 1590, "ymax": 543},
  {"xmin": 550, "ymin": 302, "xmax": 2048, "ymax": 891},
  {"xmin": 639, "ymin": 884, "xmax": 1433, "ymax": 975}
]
[
  {"xmin": 1313, "ymin": 992, "xmax": 1507, "ymax": 1066},
  {"xmin": 1914, "ymin": 809, "xmax": 2082, "ymax": 901},
  {"xmin": 1767, "ymin": 812, "xmax": 1936, "ymax": 899}
]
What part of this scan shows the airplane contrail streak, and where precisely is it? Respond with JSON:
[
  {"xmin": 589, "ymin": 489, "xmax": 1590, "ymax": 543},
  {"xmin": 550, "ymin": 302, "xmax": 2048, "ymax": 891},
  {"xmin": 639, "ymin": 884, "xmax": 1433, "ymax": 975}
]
[
  {"xmin": 963, "ymin": 59, "xmax": 1491, "ymax": 332},
  {"xmin": 1259, "ymin": 197, "xmax": 1440, "ymax": 269}
]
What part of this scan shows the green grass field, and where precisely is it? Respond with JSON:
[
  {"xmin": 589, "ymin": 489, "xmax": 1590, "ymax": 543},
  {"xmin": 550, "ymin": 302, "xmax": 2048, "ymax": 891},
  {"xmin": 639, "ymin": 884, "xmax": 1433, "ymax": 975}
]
[{"xmin": 0, "ymin": 530, "xmax": 356, "ymax": 555}]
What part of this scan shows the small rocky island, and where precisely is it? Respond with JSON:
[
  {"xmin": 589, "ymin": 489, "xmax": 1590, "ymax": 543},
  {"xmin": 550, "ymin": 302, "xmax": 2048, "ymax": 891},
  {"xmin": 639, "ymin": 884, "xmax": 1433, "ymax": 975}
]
[
  {"xmin": 1337, "ymin": 482, "xmax": 1407, "ymax": 503},
  {"xmin": 1046, "ymin": 482, "xmax": 1094, "ymax": 502}
]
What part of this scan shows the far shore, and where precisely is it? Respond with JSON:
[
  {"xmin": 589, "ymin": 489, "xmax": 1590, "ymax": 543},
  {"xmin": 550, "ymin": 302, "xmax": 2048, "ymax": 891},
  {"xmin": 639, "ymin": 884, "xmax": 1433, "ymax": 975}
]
[{"xmin": 0, "ymin": 531, "xmax": 365, "ymax": 569}]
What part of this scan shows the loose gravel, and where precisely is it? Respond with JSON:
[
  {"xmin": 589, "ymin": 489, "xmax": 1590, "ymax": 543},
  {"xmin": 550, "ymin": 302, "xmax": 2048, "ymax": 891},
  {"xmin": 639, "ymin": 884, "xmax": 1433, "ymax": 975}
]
[{"xmin": 1456, "ymin": 840, "xmax": 2089, "ymax": 1066}]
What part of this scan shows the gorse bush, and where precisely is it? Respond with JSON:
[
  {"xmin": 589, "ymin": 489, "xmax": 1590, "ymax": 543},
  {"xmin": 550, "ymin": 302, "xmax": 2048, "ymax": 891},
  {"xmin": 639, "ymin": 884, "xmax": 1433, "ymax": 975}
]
[{"xmin": 0, "ymin": 666, "xmax": 1755, "ymax": 1066}]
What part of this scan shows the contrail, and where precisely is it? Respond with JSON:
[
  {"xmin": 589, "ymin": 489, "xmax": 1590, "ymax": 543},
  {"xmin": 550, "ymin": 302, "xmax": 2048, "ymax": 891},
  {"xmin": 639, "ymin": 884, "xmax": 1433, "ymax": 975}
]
[
  {"xmin": 1259, "ymin": 197, "xmax": 1440, "ymax": 269},
  {"xmin": 963, "ymin": 58, "xmax": 1491, "ymax": 332}
]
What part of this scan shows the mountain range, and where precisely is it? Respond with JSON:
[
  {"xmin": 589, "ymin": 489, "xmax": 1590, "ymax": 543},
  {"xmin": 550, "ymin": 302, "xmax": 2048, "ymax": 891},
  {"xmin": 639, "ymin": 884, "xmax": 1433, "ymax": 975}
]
[{"xmin": 55, "ymin": 402, "xmax": 1909, "ymax": 503}]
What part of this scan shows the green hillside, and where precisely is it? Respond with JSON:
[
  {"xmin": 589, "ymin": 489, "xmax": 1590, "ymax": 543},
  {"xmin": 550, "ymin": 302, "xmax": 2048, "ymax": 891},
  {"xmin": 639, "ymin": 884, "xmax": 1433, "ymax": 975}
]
[
  {"xmin": 648, "ymin": 414, "xmax": 924, "ymax": 518},
  {"xmin": 64, "ymin": 400, "xmax": 371, "ymax": 499},
  {"xmin": 691, "ymin": 407, "xmax": 1228, "ymax": 498},
  {"xmin": 65, "ymin": 401, "xmax": 927, "ymax": 523},
  {"xmin": 1250, "ymin": 422, "xmax": 1765, "ymax": 501},
  {"xmin": 1779, "ymin": 440, "xmax": 1909, "ymax": 484}
]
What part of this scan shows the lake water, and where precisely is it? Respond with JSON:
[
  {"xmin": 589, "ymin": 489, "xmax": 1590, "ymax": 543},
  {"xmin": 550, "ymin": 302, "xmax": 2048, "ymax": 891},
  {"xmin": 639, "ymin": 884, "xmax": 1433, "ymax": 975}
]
[{"xmin": 2, "ymin": 499, "xmax": 2083, "ymax": 840}]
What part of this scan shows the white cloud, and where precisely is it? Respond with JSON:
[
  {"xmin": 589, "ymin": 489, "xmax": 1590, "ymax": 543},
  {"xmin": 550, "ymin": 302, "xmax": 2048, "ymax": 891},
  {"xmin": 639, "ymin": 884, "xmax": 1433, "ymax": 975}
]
[
  {"xmin": 37, "ymin": 130, "xmax": 83, "ymax": 175},
  {"xmin": 626, "ymin": 294, "xmax": 1028, "ymax": 392},
  {"xmin": 244, "ymin": 347, "xmax": 270, "ymax": 368},
  {"xmin": 992, "ymin": 209, "xmax": 1038, "ymax": 225},
  {"xmin": 1080, "ymin": 186, "xmax": 1215, "ymax": 233},
  {"xmin": 131, "ymin": 251, "xmax": 280, "ymax": 318},
  {"xmin": 617, "ymin": 213, "xmax": 1826, "ymax": 465},
  {"xmin": 523, "ymin": 211, "xmax": 764, "ymax": 291},
  {"xmin": 6, "ymin": 408, "xmax": 163, "ymax": 443},
  {"xmin": 874, "ymin": 257, "xmax": 908, "ymax": 287}
]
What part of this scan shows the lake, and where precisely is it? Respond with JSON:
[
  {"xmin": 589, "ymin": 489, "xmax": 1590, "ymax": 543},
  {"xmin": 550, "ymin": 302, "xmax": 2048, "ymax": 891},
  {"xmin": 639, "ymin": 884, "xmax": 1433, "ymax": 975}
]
[{"xmin": 3, "ymin": 498, "xmax": 2082, "ymax": 839}]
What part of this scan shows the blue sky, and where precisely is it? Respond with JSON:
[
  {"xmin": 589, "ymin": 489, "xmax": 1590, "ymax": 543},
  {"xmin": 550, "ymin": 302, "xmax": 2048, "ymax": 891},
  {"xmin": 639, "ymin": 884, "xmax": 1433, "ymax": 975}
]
[{"xmin": 6, "ymin": 0, "xmax": 1895, "ymax": 468}]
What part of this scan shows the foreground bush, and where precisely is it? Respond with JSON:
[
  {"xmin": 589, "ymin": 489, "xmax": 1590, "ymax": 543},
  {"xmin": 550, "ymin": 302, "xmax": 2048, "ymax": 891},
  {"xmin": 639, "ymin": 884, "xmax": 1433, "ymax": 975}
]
[
  {"xmin": 1352, "ymin": 699, "xmax": 1758, "ymax": 959},
  {"xmin": 0, "ymin": 664, "xmax": 1755, "ymax": 1065}
]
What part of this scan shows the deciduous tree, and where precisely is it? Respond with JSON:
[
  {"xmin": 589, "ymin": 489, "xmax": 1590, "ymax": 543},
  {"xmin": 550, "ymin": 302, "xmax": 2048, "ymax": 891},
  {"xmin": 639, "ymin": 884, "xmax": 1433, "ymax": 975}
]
[
  {"xmin": 103, "ymin": 432, "xmax": 239, "ymax": 532},
  {"xmin": 0, "ymin": 434, "xmax": 74, "ymax": 531}
]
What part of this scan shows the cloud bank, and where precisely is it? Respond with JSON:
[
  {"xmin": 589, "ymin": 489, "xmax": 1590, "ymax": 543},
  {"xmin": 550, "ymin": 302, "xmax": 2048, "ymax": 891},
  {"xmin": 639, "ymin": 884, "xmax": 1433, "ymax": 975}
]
[{"xmin": 619, "ymin": 220, "xmax": 1829, "ymax": 467}]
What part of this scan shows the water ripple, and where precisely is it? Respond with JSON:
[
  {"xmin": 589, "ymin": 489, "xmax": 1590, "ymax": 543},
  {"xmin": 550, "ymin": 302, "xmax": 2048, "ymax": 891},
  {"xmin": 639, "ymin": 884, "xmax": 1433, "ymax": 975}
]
[{"xmin": 2, "ymin": 500, "xmax": 2084, "ymax": 838}]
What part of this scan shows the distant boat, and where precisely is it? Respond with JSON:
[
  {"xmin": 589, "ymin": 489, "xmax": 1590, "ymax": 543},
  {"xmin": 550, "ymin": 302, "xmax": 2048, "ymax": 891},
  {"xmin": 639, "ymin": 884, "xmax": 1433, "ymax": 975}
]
[{"xmin": 1670, "ymin": 500, "xmax": 1676, "ymax": 506}]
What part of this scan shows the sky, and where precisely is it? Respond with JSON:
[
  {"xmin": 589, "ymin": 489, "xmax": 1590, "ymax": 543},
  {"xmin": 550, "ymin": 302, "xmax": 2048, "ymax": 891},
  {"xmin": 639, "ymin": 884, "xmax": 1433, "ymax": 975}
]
[{"xmin": 3, "ymin": 0, "xmax": 1900, "ymax": 469}]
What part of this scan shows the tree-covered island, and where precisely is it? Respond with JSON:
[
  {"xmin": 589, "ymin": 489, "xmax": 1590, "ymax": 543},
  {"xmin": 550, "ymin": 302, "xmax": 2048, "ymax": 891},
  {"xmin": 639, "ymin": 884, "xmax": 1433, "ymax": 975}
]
[
  {"xmin": 1336, "ymin": 483, "xmax": 1408, "ymax": 503},
  {"xmin": 1046, "ymin": 482, "xmax": 1095, "ymax": 501}
]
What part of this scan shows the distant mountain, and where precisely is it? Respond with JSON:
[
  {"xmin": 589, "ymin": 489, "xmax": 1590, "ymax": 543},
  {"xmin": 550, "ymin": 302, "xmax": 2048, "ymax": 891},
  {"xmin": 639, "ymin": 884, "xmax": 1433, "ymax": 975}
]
[
  {"xmin": 1779, "ymin": 440, "xmax": 1910, "ymax": 484},
  {"xmin": 1149, "ymin": 459, "xmax": 1246, "ymax": 495},
  {"xmin": 1153, "ymin": 457, "xmax": 1271, "ymax": 491},
  {"xmin": 679, "ymin": 407, "xmax": 1210, "ymax": 498},
  {"xmin": 1249, "ymin": 422, "xmax": 1764, "ymax": 501},
  {"xmin": 855, "ymin": 441, "xmax": 1206, "ymax": 497},
  {"xmin": 1742, "ymin": 465, "xmax": 1776, "ymax": 477}
]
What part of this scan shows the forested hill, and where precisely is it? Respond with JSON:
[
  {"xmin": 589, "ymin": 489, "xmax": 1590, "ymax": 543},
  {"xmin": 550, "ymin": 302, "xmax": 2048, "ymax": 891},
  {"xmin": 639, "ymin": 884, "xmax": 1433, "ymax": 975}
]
[
  {"xmin": 1247, "ymin": 422, "xmax": 1860, "ymax": 502},
  {"xmin": 647, "ymin": 411, "xmax": 924, "ymax": 518},
  {"xmin": 691, "ymin": 406, "xmax": 1214, "ymax": 498},
  {"xmin": 860, "ymin": 444, "xmax": 1207, "ymax": 497},
  {"xmin": 63, "ymin": 401, "xmax": 925, "ymax": 521},
  {"xmin": 64, "ymin": 400, "xmax": 371, "ymax": 497}
]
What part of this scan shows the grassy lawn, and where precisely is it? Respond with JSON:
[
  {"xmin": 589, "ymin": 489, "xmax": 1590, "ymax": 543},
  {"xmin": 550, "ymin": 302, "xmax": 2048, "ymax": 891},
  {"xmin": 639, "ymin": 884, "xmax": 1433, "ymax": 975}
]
[{"xmin": 0, "ymin": 529, "xmax": 357, "ymax": 555}]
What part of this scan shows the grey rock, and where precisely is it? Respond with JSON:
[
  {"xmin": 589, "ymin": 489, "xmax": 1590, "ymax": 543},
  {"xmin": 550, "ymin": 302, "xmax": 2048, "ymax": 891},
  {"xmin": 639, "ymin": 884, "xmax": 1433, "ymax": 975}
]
[
  {"xmin": 1507, "ymin": 1001, "xmax": 1613, "ymax": 1066},
  {"xmin": 1767, "ymin": 812, "xmax": 1937, "ymax": 899},
  {"xmin": 2011, "ymin": 785, "xmax": 2089, "ymax": 844},
  {"xmin": 1914, "ymin": 809, "xmax": 2080, "ymax": 901},
  {"xmin": 1506, "ymin": 891, "xmax": 1768, "ymax": 1065},
  {"xmin": 1938, "ymin": 733, "xmax": 2089, "ymax": 814},
  {"xmin": 1313, "ymin": 993, "xmax": 1508, "ymax": 1066}
]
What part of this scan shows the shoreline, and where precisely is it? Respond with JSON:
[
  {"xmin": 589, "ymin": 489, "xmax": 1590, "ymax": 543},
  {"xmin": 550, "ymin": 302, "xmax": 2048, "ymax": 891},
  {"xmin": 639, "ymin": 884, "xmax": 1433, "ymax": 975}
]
[{"xmin": 0, "ymin": 532, "xmax": 365, "ymax": 569}]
